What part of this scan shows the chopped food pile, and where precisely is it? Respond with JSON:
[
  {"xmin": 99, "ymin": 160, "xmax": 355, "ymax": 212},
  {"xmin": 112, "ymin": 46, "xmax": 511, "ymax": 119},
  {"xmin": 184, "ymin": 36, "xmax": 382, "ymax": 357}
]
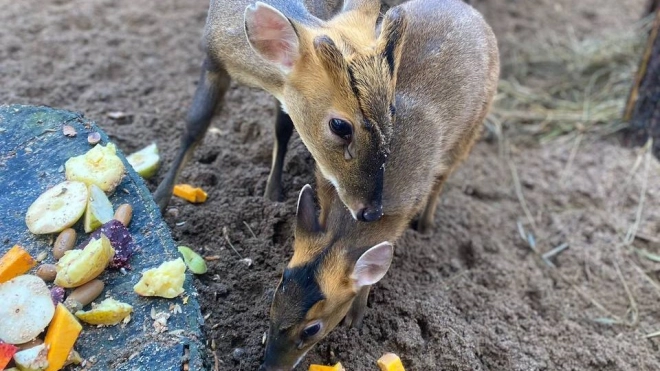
[{"xmin": 0, "ymin": 140, "xmax": 207, "ymax": 370}]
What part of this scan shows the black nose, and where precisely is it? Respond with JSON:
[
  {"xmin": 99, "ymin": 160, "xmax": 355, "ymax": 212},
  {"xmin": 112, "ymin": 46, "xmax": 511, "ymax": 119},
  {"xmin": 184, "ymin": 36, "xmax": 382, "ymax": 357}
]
[{"xmin": 358, "ymin": 204, "xmax": 383, "ymax": 222}]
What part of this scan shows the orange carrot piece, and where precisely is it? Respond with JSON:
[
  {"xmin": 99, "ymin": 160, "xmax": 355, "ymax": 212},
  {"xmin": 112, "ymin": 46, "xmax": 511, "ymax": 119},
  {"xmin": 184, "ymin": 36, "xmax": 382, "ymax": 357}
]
[
  {"xmin": 309, "ymin": 363, "xmax": 344, "ymax": 371},
  {"xmin": 377, "ymin": 353, "xmax": 405, "ymax": 371},
  {"xmin": 173, "ymin": 184, "xmax": 207, "ymax": 203},
  {"xmin": 44, "ymin": 303, "xmax": 82, "ymax": 371},
  {"xmin": 0, "ymin": 245, "xmax": 37, "ymax": 283}
]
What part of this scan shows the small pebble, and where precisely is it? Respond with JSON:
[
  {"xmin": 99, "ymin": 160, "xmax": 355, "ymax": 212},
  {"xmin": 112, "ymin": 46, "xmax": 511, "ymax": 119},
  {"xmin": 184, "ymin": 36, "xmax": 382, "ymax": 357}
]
[
  {"xmin": 240, "ymin": 258, "xmax": 253, "ymax": 267},
  {"xmin": 232, "ymin": 348, "xmax": 245, "ymax": 360},
  {"xmin": 88, "ymin": 132, "xmax": 101, "ymax": 145},
  {"xmin": 63, "ymin": 125, "xmax": 77, "ymax": 137}
]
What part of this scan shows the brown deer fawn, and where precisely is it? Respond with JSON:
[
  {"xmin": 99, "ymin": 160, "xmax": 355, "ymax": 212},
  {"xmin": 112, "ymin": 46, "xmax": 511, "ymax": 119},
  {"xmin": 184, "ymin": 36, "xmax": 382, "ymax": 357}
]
[
  {"xmin": 260, "ymin": 0, "xmax": 499, "ymax": 369},
  {"xmin": 154, "ymin": 0, "xmax": 402, "ymax": 222}
]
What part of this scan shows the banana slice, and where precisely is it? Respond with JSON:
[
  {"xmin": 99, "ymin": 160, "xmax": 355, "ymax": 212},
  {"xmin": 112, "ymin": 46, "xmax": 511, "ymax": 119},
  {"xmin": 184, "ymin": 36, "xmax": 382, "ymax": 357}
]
[
  {"xmin": 0, "ymin": 275, "xmax": 55, "ymax": 344},
  {"xmin": 65, "ymin": 143, "xmax": 125, "ymax": 194},
  {"xmin": 25, "ymin": 181, "xmax": 88, "ymax": 235},
  {"xmin": 83, "ymin": 184, "xmax": 114, "ymax": 233},
  {"xmin": 126, "ymin": 143, "xmax": 160, "ymax": 179}
]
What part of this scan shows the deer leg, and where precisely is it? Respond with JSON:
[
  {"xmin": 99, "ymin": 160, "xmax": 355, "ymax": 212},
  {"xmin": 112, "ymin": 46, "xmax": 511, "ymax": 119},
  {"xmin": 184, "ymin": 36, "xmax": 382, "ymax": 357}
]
[
  {"xmin": 415, "ymin": 174, "xmax": 447, "ymax": 234},
  {"xmin": 153, "ymin": 57, "xmax": 230, "ymax": 213},
  {"xmin": 342, "ymin": 285, "xmax": 371, "ymax": 329},
  {"xmin": 264, "ymin": 102, "xmax": 294, "ymax": 202}
]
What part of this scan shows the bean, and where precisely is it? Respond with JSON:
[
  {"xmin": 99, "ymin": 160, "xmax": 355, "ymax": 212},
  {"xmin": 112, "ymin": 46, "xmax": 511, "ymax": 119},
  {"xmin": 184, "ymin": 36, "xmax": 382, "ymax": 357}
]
[
  {"xmin": 36, "ymin": 264, "xmax": 57, "ymax": 282},
  {"xmin": 114, "ymin": 203, "xmax": 133, "ymax": 227},
  {"xmin": 53, "ymin": 228, "xmax": 76, "ymax": 260},
  {"xmin": 66, "ymin": 279, "xmax": 105, "ymax": 307}
]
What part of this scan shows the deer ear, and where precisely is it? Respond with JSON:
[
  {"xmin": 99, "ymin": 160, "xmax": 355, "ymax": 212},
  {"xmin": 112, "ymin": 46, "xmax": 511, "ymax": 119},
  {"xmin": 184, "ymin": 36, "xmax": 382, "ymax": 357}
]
[
  {"xmin": 244, "ymin": 2, "xmax": 300, "ymax": 72},
  {"xmin": 352, "ymin": 242, "xmax": 393, "ymax": 288},
  {"xmin": 376, "ymin": 6, "xmax": 408, "ymax": 78},
  {"xmin": 296, "ymin": 184, "xmax": 321, "ymax": 235}
]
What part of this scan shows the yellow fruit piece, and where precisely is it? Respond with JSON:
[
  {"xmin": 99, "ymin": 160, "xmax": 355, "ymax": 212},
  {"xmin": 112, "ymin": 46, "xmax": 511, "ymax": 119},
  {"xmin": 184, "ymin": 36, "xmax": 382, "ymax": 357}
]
[
  {"xmin": 55, "ymin": 234, "xmax": 115, "ymax": 288},
  {"xmin": 309, "ymin": 362, "xmax": 345, "ymax": 371},
  {"xmin": 65, "ymin": 143, "xmax": 125, "ymax": 194},
  {"xmin": 134, "ymin": 258, "xmax": 186, "ymax": 298},
  {"xmin": 173, "ymin": 184, "xmax": 207, "ymax": 203},
  {"xmin": 75, "ymin": 298, "xmax": 133, "ymax": 326},
  {"xmin": 377, "ymin": 353, "xmax": 405, "ymax": 371},
  {"xmin": 44, "ymin": 304, "xmax": 82, "ymax": 371}
]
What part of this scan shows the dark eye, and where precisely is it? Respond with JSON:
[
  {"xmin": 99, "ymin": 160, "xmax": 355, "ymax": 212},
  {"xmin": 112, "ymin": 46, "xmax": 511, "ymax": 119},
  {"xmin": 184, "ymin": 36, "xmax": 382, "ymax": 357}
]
[
  {"xmin": 390, "ymin": 104, "xmax": 396, "ymax": 116},
  {"xmin": 329, "ymin": 118, "xmax": 353, "ymax": 142},
  {"xmin": 301, "ymin": 322, "xmax": 321, "ymax": 340}
]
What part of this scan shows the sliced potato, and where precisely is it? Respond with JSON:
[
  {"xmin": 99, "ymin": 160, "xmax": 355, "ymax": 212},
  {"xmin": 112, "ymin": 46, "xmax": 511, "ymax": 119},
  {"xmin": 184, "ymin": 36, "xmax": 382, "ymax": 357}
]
[
  {"xmin": 126, "ymin": 143, "xmax": 160, "ymax": 179},
  {"xmin": 65, "ymin": 143, "xmax": 125, "ymax": 194},
  {"xmin": 55, "ymin": 234, "xmax": 115, "ymax": 288},
  {"xmin": 83, "ymin": 184, "xmax": 114, "ymax": 233},
  {"xmin": 25, "ymin": 181, "xmax": 88, "ymax": 235},
  {"xmin": 0, "ymin": 275, "xmax": 55, "ymax": 344},
  {"xmin": 75, "ymin": 298, "xmax": 133, "ymax": 326},
  {"xmin": 134, "ymin": 258, "xmax": 186, "ymax": 298},
  {"xmin": 13, "ymin": 343, "xmax": 49, "ymax": 371}
]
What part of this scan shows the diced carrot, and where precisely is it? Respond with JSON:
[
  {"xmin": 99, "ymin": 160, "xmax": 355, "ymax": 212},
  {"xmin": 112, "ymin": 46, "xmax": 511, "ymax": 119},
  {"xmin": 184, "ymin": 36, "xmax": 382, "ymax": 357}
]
[
  {"xmin": 44, "ymin": 303, "xmax": 82, "ymax": 371},
  {"xmin": 173, "ymin": 184, "xmax": 208, "ymax": 203},
  {"xmin": 0, "ymin": 342, "xmax": 18, "ymax": 369},
  {"xmin": 0, "ymin": 245, "xmax": 36, "ymax": 283},
  {"xmin": 377, "ymin": 353, "xmax": 405, "ymax": 371},
  {"xmin": 309, "ymin": 362, "xmax": 344, "ymax": 371}
]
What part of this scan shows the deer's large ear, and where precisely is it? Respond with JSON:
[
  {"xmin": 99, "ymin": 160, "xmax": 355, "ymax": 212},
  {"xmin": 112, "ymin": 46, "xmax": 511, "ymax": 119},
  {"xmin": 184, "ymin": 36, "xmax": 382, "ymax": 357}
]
[
  {"xmin": 245, "ymin": 2, "xmax": 300, "ymax": 73},
  {"xmin": 296, "ymin": 184, "xmax": 321, "ymax": 236},
  {"xmin": 376, "ymin": 6, "xmax": 408, "ymax": 79},
  {"xmin": 352, "ymin": 242, "xmax": 393, "ymax": 288}
]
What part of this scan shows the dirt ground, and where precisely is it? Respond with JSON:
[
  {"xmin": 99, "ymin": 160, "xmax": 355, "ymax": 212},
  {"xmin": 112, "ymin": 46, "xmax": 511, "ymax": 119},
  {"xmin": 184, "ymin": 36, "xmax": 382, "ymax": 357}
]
[{"xmin": 2, "ymin": 0, "xmax": 660, "ymax": 370}]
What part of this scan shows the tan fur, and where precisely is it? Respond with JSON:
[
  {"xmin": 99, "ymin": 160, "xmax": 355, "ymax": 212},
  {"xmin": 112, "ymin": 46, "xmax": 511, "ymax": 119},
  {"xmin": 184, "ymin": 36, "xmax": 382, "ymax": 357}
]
[{"xmin": 262, "ymin": 1, "xmax": 500, "ymax": 369}]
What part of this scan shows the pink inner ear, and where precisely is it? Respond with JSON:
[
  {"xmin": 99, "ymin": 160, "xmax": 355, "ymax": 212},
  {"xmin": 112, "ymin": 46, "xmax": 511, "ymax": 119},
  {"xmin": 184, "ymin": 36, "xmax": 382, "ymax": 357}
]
[{"xmin": 247, "ymin": 4, "xmax": 299, "ymax": 69}]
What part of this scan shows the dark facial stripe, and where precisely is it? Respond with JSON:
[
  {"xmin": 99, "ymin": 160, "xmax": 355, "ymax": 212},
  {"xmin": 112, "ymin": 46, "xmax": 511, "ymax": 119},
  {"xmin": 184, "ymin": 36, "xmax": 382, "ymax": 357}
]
[{"xmin": 347, "ymin": 63, "xmax": 379, "ymax": 132}]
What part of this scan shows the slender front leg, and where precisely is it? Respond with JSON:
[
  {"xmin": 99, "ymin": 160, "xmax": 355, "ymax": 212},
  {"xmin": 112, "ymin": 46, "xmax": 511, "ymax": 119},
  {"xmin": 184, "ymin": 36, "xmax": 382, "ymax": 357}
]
[
  {"xmin": 264, "ymin": 101, "xmax": 294, "ymax": 202},
  {"xmin": 343, "ymin": 285, "xmax": 371, "ymax": 329},
  {"xmin": 415, "ymin": 174, "xmax": 447, "ymax": 234},
  {"xmin": 154, "ymin": 57, "xmax": 230, "ymax": 212}
]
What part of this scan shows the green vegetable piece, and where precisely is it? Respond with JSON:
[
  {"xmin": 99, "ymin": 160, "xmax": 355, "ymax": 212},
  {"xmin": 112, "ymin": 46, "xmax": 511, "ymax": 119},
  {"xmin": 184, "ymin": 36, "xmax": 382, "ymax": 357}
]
[{"xmin": 177, "ymin": 246, "xmax": 207, "ymax": 274}]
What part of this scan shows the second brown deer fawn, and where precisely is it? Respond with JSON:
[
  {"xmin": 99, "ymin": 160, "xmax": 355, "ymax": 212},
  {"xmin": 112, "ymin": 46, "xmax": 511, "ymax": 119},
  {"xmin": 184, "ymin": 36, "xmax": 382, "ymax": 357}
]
[
  {"xmin": 155, "ymin": 0, "xmax": 407, "ymax": 222},
  {"xmin": 260, "ymin": 0, "xmax": 499, "ymax": 369}
]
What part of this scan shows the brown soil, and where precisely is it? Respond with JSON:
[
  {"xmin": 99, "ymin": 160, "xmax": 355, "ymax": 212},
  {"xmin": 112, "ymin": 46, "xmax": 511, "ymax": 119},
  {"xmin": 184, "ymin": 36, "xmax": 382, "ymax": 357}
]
[{"xmin": 2, "ymin": 0, "xmax": 660, "ymax": 370}]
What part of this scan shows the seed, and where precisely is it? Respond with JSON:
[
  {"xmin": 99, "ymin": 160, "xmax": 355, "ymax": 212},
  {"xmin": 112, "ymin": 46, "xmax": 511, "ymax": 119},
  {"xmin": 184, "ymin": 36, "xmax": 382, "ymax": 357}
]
[
  {"xmin": 36, "ymin": 264, "xmax": 57, "ymax": 282},
  {"xmin": 53, "ymin": 228, "xmax": 76, "ymax": 259},
  {"xmin": 114, "ymin": 203, "xmax": 133, "ymax": 227},
  {"xmin": 65, "ymin": 279, "xmax": 105, "ymax": 308}
]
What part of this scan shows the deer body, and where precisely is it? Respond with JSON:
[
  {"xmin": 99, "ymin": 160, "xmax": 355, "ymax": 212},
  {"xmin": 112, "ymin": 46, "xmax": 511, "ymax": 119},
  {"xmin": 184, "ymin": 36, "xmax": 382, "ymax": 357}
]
[{"xmin": 263, "ymin": 1, "xmax": 499, "ymax": 370}]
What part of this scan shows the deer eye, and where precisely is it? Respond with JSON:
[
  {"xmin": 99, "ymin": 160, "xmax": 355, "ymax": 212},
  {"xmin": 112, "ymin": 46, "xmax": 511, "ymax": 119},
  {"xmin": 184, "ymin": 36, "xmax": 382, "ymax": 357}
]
[
  {"xmin": 329, "ymin": 118, "xmax": 353, "ymax": 142},
  {"xmin": 301, "ymin": 322, "xmax": 322, "ymax": 340},
  {"xmin": 390, "ymin": 104, "xmax": 396, "ymax": 116}
]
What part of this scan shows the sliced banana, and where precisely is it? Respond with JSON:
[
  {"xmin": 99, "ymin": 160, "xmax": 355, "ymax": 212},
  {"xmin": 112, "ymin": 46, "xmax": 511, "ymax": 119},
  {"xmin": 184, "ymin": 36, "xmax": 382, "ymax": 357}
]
[
  {"xmin": 25, "ymin": 181, "xmax": 88, "ymax": 235},
  {"xmin": 126, "ymin": 143, "xmax": 160, "ymax": 179}
]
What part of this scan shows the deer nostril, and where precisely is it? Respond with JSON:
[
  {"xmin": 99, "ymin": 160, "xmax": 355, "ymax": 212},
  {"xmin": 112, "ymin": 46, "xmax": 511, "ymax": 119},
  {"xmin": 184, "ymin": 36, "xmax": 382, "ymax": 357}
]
[{"xmin": 360, "ymin": 205, "xmax": 383, "ymax": 222}]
